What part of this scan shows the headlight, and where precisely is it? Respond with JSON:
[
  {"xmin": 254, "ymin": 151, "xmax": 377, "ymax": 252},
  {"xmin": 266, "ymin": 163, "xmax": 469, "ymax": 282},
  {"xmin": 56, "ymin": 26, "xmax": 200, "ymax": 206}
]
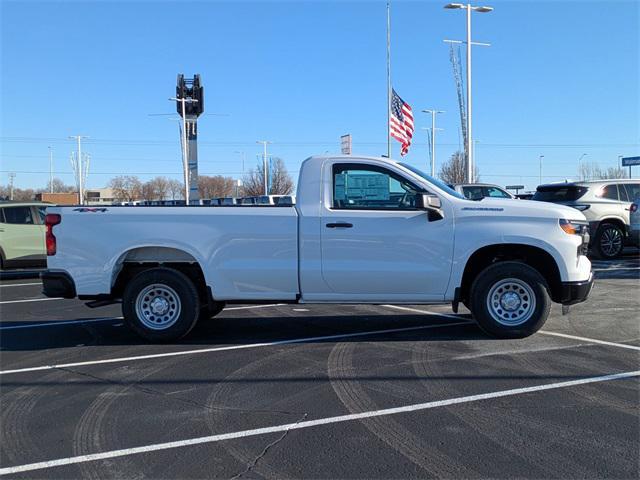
[{"xmin": 559, "ymin": 219, "xmax": 589, "ymax": 235}]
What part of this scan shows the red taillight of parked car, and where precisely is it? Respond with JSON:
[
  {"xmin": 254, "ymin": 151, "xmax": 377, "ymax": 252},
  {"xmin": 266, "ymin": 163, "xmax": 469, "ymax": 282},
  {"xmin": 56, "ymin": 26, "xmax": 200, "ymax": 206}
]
[
  {"xmin": 45, "ymin": 214, "xmax": 61, "ymax": 256},
  {"xmin": 631, "ymin": 203, "xmax": 638, "ymax": 213}
]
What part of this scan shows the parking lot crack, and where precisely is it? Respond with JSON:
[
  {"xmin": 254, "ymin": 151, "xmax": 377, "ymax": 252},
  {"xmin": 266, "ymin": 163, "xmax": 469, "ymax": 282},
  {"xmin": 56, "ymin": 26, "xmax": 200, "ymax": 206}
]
[{"xmin": 229, "ymin": 412, "xmax": 308, "ymax": 480}]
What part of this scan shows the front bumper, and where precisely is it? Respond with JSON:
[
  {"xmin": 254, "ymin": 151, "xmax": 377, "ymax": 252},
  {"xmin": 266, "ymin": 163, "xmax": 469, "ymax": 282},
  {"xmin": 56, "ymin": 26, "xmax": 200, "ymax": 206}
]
[
  {"xmin": 41, "ymin": 270, "xmax": 76, "ymax": 299},
  {"xmin": 559, "ymin": 272, "xmax": 594, "ymax": 305}
]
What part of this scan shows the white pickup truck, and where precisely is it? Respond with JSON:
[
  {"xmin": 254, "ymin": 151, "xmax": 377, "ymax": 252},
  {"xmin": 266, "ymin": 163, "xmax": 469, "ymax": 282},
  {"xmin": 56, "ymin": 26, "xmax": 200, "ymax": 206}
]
[{"xmin": 42, "ymin": 155, "xmax": 593, "ymax": 342}]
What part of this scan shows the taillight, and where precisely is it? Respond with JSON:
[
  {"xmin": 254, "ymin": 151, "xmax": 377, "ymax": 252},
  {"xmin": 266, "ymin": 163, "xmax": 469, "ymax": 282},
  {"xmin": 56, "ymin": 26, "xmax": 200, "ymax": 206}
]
[
  {"xmin": 45, "ymin": 214, "xmax": 61, "ymax": 256},
  {"xmin": 631, "ymin": 203, "xmax": 638, "ymax": 213}
]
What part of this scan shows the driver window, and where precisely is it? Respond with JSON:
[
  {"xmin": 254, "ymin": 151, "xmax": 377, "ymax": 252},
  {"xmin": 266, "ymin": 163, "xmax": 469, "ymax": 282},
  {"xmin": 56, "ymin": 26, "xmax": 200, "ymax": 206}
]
[{"xmin": 333, "ymin": 164, "xmax": 419, "ymax": 210}]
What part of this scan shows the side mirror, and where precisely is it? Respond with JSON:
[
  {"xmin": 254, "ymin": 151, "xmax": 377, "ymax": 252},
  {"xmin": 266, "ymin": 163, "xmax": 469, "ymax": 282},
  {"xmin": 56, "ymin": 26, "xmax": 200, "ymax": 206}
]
[
  {"xmin": 416, "ymin": 193, "xmax": 442, "ymax": 210},
  {"xmin": 416, "ymin": 193, "xmax": 444, "ymax": 221}
]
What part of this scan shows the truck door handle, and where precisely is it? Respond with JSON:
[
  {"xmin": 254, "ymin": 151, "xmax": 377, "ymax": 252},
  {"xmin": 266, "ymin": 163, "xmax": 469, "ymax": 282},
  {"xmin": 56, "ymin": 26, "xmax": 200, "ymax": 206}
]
[{"xmin": 326, "ymin": 222, "xmax": 353, "ymax": 228}]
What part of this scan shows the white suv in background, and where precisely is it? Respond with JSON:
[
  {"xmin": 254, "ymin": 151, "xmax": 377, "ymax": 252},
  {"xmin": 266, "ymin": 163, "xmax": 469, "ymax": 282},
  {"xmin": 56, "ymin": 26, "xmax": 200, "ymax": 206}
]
[{"xmin": 533, "ymin": 179, "xmax": 640, "ymax": 259}]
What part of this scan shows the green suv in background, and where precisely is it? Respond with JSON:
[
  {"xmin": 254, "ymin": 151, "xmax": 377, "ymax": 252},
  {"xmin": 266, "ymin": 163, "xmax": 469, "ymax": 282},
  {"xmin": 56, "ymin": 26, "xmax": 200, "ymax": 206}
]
[{"xmin": 0, "ymin": 202, "xmax": 52, "ymax": 269}]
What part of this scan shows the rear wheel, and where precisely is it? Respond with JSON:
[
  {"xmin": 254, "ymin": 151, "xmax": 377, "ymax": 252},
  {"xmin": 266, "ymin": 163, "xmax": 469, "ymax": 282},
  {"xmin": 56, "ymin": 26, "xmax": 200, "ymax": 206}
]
[
  {"xmin": 470, "ymin": 261, "xmax": 551, "ymax": 339},
  {"xmin": 123, "ymin": 267, "xmax": 200, "ymax": 342},
  {"xmin": 594, "ymin": 223, "xmax": 624, "ymax": 259}
]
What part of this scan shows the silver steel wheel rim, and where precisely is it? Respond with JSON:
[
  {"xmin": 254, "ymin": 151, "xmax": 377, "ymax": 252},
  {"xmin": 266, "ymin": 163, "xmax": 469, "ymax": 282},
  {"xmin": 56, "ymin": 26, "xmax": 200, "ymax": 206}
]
[
  {"xmin": 135, "ymin": 284, "xmax": 181, "ymax": 330},
  {"xmin": 600, "ymin": 227, "xmax": 622, "ymax": 257},
  {"xmin": 486, "ymin": 278, "xmax": 536, "ymax": 326}
]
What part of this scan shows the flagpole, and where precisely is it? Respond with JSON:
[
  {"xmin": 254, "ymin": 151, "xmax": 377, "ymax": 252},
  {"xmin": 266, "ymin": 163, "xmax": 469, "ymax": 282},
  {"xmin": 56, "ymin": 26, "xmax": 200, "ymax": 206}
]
[{"xmin": 386, "ymin": 0, "xmax": 391, "ymax": 158}]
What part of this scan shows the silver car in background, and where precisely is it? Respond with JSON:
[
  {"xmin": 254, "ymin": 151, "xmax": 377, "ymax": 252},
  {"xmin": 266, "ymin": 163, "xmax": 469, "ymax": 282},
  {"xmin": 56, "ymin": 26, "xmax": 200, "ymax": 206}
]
[
  {"xmin": 450, "ymin": 183, "xmax": 515, "ymax": 200},
  {"xmin": 533, "ymin": 179, "xmax": 640, "ymax": 258}
]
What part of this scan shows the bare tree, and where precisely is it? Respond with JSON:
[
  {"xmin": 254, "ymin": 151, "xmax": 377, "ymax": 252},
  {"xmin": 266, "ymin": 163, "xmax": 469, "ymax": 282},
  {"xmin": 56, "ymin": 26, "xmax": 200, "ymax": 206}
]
[
  {"xmin": 109, "ymin": 176, "xmax": 142, "ymax": 202},
  {"xmin": 241, "ymin": 157, "xmax": 294, "ymax": 196},
  {"xmin": 148, "ymin": 177, "xmax": 170, "ymax": 200},
  {"xmin": 140, "ymin": 181, "xmax": 157, "ymax": 201},
  {"xmin": 578, "ymin": 161, "xmax": 628, "ymax": 181},
  {"xmin": 198, "ymin": 175, "xmax": 236, "ymax": 199},
  {"xmin": 0, "ymin": 185, "xmax": 36, "ymax": 201},
  {"xmin": 438, "ymin": 151, "xmax": 479, "ymax": 184},
  {"xmin": 167, "ymin": 179, "xmax": 184, "ymax": 200},
  {"xmin": 46, "ymin": 178, "xmax": 75, "ymax": 193}
]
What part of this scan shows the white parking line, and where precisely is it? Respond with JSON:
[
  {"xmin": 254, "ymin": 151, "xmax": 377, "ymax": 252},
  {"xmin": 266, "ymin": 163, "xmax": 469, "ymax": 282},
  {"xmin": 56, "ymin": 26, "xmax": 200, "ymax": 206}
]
[
  {"xmin": 538, "ymin": 331, "xmax": 640, "ymax": 351},
  {"xmin": 0, "ymin": 297, "xmax": 62, "ymax": 305},
  {"xmin": 0, "ymin": 282, "xmax": 41, "ymax": 288},
  {"xmin": 382, "ymin": 304, "xmax": 469, "ymax": 320},
  {"xmin": 224, "ymin": 304, "xmax": 285, "ymax": 311},
  {"xmin": 382, "ymin": 305, "xmax": 640, "ymax": 352},
  {"xmin": 0, "ymin": 317, "xmax": 123, "ymax": 331},
  {"xmin": 0, "ymin": 320, "xmax": 471, "ymax": 376},
  {"xmin": 1, "ymin": 369, "xmax": 636, "ymax": 475},
  {"xmin": 0, "ymin": 305, "xmax": 283, "ymax": 331}
]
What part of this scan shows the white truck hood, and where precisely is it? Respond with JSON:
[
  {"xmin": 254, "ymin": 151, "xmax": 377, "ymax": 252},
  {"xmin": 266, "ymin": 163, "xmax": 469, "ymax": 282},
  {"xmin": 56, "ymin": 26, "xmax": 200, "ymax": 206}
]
[{"xmin": 457, "ymin": 197, "xmax": 588, "ymax": 221}]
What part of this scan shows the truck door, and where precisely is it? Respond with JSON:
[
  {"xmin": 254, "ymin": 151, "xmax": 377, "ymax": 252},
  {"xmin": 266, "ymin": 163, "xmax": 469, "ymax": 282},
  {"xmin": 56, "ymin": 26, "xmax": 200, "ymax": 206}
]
[{"xmin": 319, "ymin": 162, "xmax": 455, "ymax": 302}]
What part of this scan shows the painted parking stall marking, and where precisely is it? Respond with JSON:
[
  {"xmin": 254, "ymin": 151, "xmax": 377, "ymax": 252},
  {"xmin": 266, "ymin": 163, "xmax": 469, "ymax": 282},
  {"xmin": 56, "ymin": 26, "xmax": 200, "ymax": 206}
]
[
  {"xmin": 1, "ymin": 370, "xmax": 637, "ymax": 475},
  {"xmin": 0, "ymin": 320, "xmax": 472, "ymax": 376}
]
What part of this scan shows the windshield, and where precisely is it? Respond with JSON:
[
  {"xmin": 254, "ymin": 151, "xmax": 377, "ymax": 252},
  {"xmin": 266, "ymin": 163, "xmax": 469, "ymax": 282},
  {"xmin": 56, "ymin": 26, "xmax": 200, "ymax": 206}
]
[
  {"xmin": 398, "ymin": 163, "xmax": 466, "ymax": 199},
  {"xmin": 532, "ymin": 185, "xmax": 588, "ymax": 202}
]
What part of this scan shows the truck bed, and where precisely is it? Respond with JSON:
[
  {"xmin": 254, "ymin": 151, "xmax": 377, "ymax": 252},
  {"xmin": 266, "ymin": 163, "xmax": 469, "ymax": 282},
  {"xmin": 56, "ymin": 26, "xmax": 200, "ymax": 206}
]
[{"xmin": 47, "ymin": 206, "xmax": 300, "ymax": 300}]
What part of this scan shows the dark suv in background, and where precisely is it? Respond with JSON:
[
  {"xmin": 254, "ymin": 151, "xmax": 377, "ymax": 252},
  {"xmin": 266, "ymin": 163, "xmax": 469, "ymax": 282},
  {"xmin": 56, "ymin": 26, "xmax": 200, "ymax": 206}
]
[{"xmin": 533, "ymin": 179, "xmax": 640, "ymax": 259}]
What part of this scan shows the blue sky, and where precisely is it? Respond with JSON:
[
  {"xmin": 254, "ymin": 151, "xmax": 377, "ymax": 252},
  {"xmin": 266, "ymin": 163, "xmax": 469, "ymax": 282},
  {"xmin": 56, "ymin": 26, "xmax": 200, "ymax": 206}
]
[{"xmin": 1, "ymin": 0, "xmax": 638, "ymax": 191}]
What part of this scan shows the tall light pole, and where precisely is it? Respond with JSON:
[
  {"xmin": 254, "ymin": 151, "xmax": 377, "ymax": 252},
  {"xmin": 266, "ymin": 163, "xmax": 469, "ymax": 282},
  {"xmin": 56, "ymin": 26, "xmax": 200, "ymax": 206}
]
[
  {"xmin": 48, "ymin": 146, "xmax": 54, "ymax": 193},
  {"xmin": 8, "ymin": 172, "xmax": 16, "ymax": 200},
  {"xmin": 234, "ymin": 150, "xmax": 246, "ymax": 174},
  {"xmin": 256, "ymin": 141, "xmax": 271, "ymax": 195},
  {"xmin": 69, "ymin": 135, "xmax": 88, "ymax": 204},
  {"xmin": 422, "ymin": 109, "xmax": 445, "ymax": 176},
  {"xmin": 169, "ymin": 97, "xmax": 199, "ymax": 205},
  {"xmin": 444, "ymin": 3, "xmax": 493, "ymax": 183},
  {"xmin": 578, "ymin": 153, "xmax": 588, "ymax": 179},
  {"xmin": 539, "ymin": 155, "xmax": 544, "ymax": 185}
]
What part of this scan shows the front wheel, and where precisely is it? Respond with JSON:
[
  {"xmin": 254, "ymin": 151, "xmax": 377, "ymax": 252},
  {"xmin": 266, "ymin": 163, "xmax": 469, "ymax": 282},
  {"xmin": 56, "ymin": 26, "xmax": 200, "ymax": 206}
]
[
  {"xmin": 123, "ymin": 267, "xmax": 201, "ymax": 342},
  {"xmin": 470, "ymin": 261, "xmax": 551, "ymax": 339}
]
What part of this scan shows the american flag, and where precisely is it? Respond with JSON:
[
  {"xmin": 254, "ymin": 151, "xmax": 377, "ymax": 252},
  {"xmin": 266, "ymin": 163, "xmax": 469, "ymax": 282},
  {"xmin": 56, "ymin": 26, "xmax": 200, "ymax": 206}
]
[{"xmin": 389, "ymin": 89, "xmax": 414, "ymax": 156}]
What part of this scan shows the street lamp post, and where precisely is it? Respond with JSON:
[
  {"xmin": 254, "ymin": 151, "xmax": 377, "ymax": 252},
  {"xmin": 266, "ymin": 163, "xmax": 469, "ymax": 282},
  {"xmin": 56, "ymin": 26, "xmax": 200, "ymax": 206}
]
[
  {"xmin": 422, "ymin": 109, "xmax": 445, "ymax": 177},
  {"xmin": 578, "ymin": 153, "xmax": 588, "ymax": 179},
  {"xmin": 169, "ymin": 97, "xmax": 199, "ymax": 205},
  {"xmin": 256, "ymin": 141, "xmax": 271, "ymax": 195},
  {"xmin": 69, "ymin": 135, "xmax": 89, "ymax": 204},
  {"xmin": 539, "ymin": 155, "xmax": 544, "ymax": 185},
  {"xmin": 234, "ymin": 150, "xmax": 246, "ymax": 174},
  {"xmin": 444, "ymin": 3, "xmax": 493, "ymax": 183}
]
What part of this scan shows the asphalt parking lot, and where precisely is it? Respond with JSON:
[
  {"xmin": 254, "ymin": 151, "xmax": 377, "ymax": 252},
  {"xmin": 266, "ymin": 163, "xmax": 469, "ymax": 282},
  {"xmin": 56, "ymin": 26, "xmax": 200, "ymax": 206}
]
[{"xmin": 1, "ymin": 253, "xmax": 638, "ymax": 479}]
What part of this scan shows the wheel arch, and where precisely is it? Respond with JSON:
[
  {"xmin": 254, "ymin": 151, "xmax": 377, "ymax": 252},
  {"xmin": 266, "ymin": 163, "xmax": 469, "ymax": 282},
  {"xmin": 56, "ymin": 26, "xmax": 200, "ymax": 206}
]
[
  {"xmin": 110, "ymin": 246, "xmax": 211, "ymax": 304},
  {"xmin": 458, "ymin": 243, "xmax": 563, "ymax": 304}
]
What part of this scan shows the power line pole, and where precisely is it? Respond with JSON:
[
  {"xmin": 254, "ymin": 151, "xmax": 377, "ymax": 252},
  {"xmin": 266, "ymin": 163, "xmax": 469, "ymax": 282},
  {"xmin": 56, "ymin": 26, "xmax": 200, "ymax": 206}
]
[
  {"xmin": 539, "ymin": 155, "xmax": 544, "ymax": 185},
  {"xmin": 422, "ymin": 109, "xmax": 445, "ymax": 176},
  {"xmin": 69, "ymin": 135, "xmax": 88, "ymax": 204},
  {"xmin": 444, "ymin": 3, "xmax": 493, "ymax": 183},
  {"xmin": 256, "ymin": 141, "xmax": 271, "ymax": 195},
  {"xmin": 8, "ymin": 172, "xmax": 16, "ymax": 200},
  {"xmin": 48, "ymin": 146, "xmax": 54, "ymax": 193}
]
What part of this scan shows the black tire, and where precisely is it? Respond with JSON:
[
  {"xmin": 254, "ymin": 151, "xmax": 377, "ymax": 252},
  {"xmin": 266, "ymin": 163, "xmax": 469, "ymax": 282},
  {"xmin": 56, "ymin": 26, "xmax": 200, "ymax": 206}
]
[
  {"xmin": 594, "ymin": 223, "xmax": 624, "ymax": 259},
  {"xmin": 122, "ymin": 267, "xmax": 201, "ymax": 342},
  {"xmin": 470, "ymin": 261, "xmax": 551, "ymax": 339}
]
